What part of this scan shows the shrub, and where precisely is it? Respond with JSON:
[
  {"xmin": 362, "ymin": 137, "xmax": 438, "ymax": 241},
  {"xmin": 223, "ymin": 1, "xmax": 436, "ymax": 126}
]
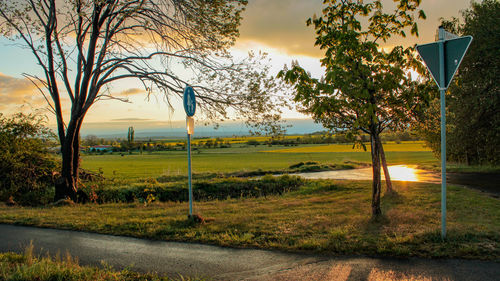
[
  {"xmin": 246, "ymin": 139, "xmax": 260, "ymax": 146},
  {"xmin": 88, "ymin": 175, "xmax": 304, "ymax": 204},
  {"xmin": 0, "ymin": 113, "xmax": 57, "ymax": 205}
]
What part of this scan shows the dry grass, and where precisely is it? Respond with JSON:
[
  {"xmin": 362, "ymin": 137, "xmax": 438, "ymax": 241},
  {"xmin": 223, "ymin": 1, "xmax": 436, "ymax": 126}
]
[
  {"xmin": 1, "ymin": 180, "xmax": 499, "ymax": 260},
  {"xmin": 0, "ymin": 243, "xmax": 202, "ymax": 280}
]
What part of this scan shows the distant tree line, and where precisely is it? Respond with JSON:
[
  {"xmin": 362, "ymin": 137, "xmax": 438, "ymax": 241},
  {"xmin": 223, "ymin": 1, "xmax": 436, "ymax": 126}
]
[
  {"xmin": 246, "ymin": 131, "xmax": 419, "ymax": 147},
  {"xmin": 82, "ymin": 135, "xmax": 234, "ymax": 154}
]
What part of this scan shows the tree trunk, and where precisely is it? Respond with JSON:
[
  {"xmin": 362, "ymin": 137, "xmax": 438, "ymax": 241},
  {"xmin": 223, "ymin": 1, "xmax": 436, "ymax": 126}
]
[
  {"xmin": 370, "ymin": 132, "xmax": 382, "ymax": 216},
  {"xmin": 72, "ymin": 121, "xmax": 83, "ymax": 183},
  {"xmin": 54, "ymin": 118, "xmax": 82, "ymax": 202},
  {"xmin": 55, "ymin": 138, "xmax": 78, "ymax": 201},
  {"xmin": 377, "ymin": 138, "xmax": 393, "ymax": 193}
]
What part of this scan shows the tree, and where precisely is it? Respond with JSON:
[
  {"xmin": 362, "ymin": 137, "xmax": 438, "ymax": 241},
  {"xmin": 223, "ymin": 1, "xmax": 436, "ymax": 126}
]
[
  {"xmin": 279, "ymin": 0, "xmax": 427, "ymax": 216},
  {"xmin": 0, "ymin": 0, "xmax": 285, "ymax": 201},
  {"xmin": 127, "ymin": 126, "xmax": 134, "ymax": 152},
  {"xmin": 416, "ymin": 0, "xmax": 500, "ymax": 165},
  {"xmin": 0, "ymin": 113, "xmax": 57, "ymax": 205},
  {"xmin": 83, "ymin": 134, "xmax": 99, "ymax": 146},
  {"xmin": 127, "ymin": 127, "xmax": 134, "ymax": 144}
]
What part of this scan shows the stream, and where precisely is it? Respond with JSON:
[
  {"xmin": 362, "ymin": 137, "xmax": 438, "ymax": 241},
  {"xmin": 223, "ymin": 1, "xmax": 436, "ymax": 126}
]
[
  {"xmin": 294, "ymin": 165, "xmax": 499, "ymax": 197},
  {"xmin": 295, "ymin": 165, "xmax": 441, "ymax": 183}
]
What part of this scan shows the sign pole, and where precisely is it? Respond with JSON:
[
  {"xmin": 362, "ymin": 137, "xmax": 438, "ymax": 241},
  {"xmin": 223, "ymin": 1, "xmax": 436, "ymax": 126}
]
[
  {"xmin": 183, "ymin": 86, "xmax": 196, "ymax": 218},
  {"xmin": 416, "ymin": 26, "xmax": 472, "ymax": 241},
  {"xmin": 438, "ymin": 27, "xmax": 447, "ymax": 239},
  {"xmin": 187, "ymin": 129, "xmax": 193, "ymax": 216}
]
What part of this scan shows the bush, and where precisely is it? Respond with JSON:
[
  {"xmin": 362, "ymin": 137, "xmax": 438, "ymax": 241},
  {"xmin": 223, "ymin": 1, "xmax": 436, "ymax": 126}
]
[
  {"xmin": 0, "ymin": 113, "xmax": 57, "ymax": 205},
  {"xmin": 246, "ymin": 139, "xmax": 260, "ymax": 146},
  {"xmin": 89, "ymin": 175, "xmax": 304, "ymax": 204}
]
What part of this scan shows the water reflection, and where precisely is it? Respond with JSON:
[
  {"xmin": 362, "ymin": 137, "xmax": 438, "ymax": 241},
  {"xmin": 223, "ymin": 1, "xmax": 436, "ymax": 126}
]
[
  {"xmin": 386, "ymin": 165, "xmax": 418, "ymax": 182},
  {"xmin": 295, "ymin": 165, "xmax": 441, "ymax": 183}
]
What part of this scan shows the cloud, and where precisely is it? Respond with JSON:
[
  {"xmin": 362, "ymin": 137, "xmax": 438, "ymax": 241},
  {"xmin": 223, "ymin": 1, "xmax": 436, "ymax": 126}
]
[
  {"xmin": 0, "ymin": 73, "xmax": 45, "ymax": 109},
  {"xmin": 115, "ymin": 88, "xmax": 146, "ymax": 97},
  {"xmin": 237, "ymin": 0, "xmax": 323, "ymax": 57},
  {"xmin": 110, "ymin": 118, "xmax": 152, "ymax": 122},
  {"xmin": 236, "ymin": 0, "xmax": 472, "ymax": 57}
]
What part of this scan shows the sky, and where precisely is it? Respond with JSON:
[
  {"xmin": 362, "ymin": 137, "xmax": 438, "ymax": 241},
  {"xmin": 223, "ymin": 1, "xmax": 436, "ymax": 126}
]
[{"xmin": 0, "ymin": 0, "xmax": 474, "ymax": 135}]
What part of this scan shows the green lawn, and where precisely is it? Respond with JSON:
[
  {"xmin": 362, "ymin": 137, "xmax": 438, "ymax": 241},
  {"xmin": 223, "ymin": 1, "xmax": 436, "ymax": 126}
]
[
  {"xmin": 81, "ymin": 143, "xmax": 438, "ymax": 179},
  {"xmin": 1, "ymin": 180, "xmax": 498, "ymax": 260}
]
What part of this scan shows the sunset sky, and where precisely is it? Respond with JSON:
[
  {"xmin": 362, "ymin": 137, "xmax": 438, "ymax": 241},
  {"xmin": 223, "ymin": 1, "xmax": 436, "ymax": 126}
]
[{"xmin": 0, "ymin": 0, "xmax": 473, "ymax": 134}]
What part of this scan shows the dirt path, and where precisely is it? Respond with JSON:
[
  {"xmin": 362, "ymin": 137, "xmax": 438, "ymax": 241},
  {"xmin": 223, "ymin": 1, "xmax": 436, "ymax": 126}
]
[{"xmin": 1, "ymin": 224, "xmax": 499, "ymax": 280}]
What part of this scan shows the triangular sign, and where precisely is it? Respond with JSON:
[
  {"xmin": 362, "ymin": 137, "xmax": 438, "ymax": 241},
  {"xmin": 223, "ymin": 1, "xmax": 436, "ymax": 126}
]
[{"xmin": 416, "ymin": 36, "xmax": 472, "ymax": 89}]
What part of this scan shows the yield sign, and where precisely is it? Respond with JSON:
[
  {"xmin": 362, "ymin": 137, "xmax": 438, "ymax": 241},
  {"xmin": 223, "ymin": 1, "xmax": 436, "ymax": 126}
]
[{"xmin": 416, "ymin": 36, "xmax": 472, "ymax": 89}]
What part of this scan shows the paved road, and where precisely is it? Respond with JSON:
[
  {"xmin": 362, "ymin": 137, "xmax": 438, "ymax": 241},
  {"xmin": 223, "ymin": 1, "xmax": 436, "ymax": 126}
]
[{"xmin": 1, "ymin": 224, "xmax": 499, "ymax": 280}]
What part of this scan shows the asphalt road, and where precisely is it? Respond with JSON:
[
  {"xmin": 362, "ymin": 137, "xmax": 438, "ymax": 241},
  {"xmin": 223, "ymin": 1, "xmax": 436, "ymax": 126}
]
[{"xmin": 1, "ymin": 224, "xmax": 499, "ymax": 280}]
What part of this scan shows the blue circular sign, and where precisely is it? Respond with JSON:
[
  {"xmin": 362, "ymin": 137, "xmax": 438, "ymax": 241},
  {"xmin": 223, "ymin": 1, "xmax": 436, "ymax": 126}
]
[{"xmin": 183, "ymin": 86, "xmax": 196, "ymax": 117}]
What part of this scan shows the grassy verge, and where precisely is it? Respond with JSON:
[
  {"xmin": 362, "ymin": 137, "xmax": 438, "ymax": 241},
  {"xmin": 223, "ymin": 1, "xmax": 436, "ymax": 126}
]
[
  {"xmin": 1, "ymin": 180, "xmax": 499, "ymax": 261},
  {"xmin": 0, "ymin": 244, "xmax": 202, "ymax": 281}
]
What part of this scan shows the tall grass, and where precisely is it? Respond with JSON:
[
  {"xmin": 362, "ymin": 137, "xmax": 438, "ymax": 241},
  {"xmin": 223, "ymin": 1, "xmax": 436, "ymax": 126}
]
[{"xmin": 0, "ymin": 242, "xmax": 203, "ymax": 281}]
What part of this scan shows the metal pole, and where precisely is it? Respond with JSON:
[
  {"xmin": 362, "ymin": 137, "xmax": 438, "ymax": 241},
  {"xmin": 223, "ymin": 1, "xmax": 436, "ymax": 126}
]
[
  {"xmin": 187, "ymin": 133, "xmax": 193, "ymax": 216},
  {"xmin": 438, "ymin": 27, "xmax": 447, "ymax": 239}
]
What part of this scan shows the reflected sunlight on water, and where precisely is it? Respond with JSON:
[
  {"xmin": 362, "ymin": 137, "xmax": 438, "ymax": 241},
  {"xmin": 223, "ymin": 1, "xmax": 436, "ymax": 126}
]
[
  {"xmin": 295, "ymin": 164, "xmax": 441, "ymax": 183},
  {"xmin": 386, "ymin": 165, "xmax": 418, "ymax": 182}
]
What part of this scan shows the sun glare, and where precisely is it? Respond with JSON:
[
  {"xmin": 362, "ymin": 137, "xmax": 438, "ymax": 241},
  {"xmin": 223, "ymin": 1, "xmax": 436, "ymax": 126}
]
[{"xmin": 386, "ymin": 165, "xmax": 418, "ymax": 182}]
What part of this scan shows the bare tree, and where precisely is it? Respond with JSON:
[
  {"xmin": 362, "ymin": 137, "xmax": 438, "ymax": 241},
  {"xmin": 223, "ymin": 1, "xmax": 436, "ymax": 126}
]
[{"xmin": 0, "ymin": 0, "xmax": 286, "ymax": 201}]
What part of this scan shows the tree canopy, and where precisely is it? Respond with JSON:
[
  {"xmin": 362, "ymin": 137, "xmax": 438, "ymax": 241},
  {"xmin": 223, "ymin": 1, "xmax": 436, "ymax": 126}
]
[
  {"xmin": 0, "ymin": 0, "xmax": 285, "ymax": 201},
  {"xmin": 416, "ymin": 0, "xmax": 500, "ymax": 165},
  {"xmin": 279, "ymin": 0, "xmax": 427, "ymax": 216}
]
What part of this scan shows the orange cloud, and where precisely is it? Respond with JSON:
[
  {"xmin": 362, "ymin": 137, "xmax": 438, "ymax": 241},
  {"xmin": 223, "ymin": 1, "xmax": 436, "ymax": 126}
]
[
  {"xmin": 116, "ymin": 88, "xmax": 146, "ymax": 96},
  {"xmin": 0, "ymin": 73, "xmax": 44, "ymax": 109},
  {"xmin": 236, "ymin": 0, "xmax": 472, "ymax": 57},
  {"xmin": 237, "ymin": 0, "xmax": 323, "ymax": 57}
]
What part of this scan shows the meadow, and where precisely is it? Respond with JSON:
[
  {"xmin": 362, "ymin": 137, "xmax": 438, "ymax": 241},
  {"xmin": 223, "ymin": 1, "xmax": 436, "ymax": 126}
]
[
  {"xmin": 81, "ymin": 141, "xmax": 437, "ymax": 179},
  {"xmin": 2, "ymin": 140, "xmax": 499, "ymax": 261}
]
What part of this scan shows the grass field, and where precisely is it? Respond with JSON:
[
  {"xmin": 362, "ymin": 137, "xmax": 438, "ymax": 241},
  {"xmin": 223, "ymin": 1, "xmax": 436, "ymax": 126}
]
[
  {"xmin": 1, "ymin": 180, "xmax": 498, "ymax": 260},
  {"xmin": 2, "ymin": 140, "xmax": 499, "ymax": 261},
  {"xmin": 81, "ymin": 142, "xmax": 437, "ymax": 179}
]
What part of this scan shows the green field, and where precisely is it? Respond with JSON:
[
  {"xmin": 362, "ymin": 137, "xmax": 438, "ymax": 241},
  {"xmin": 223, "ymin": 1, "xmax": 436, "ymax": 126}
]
[
  {"xmin": 3, "ymin": 140, "xmax": 500, "ymax": 261},
  {"xmin": 82, "ymin": 142, "xmax": 438, "ymax": 179}
]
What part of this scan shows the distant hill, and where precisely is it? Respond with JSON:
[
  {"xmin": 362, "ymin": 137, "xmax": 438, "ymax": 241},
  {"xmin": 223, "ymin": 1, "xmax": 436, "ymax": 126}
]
[{"xmin": 80, "ymin": 119, "xmax": 326, "ymax": 139}]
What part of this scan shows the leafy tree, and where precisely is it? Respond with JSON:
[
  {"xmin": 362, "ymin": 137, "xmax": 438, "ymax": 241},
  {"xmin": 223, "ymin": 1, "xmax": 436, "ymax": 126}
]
[
  {"xmin": 416, "ymin": 0, "xmax": 500, "ymax": 165},
  {"xmin": 127, "ymin": 127, "xmax": 135, "ymax": 145},
  {"xmin": 127, "ymin": 126, "xmax": 135, "ymax": 152},
  {"xmin": 0, "ymin": 0, "xmax": 285, "ymax": 201},
  {"xmin": 83, "ymin": 135, "xmax": 99, "ymax": 147},
  {"xmin": 0, "ymin": 113, "xmax": 57, "ymax": 205},
  {"xmin": 279, "ymin": 0, "xmax": 427, "ymax": 216}
]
